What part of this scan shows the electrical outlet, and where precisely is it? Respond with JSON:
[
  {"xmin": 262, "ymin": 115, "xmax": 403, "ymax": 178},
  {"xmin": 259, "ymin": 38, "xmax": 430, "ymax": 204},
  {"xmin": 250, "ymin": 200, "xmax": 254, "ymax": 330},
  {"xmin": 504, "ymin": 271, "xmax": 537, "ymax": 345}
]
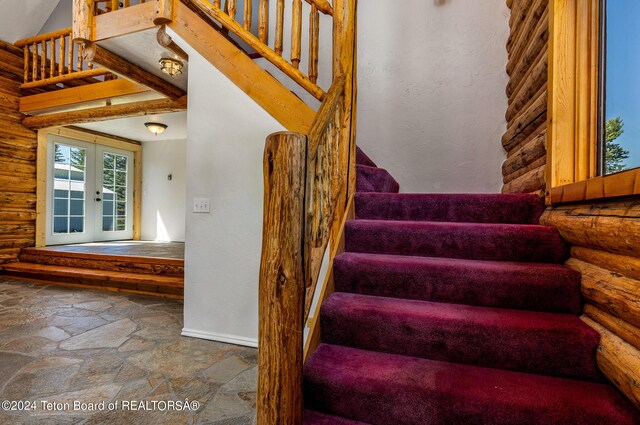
[{"xmin": 193, "ymin": 198, "xmax": 210, "ymax": 213}]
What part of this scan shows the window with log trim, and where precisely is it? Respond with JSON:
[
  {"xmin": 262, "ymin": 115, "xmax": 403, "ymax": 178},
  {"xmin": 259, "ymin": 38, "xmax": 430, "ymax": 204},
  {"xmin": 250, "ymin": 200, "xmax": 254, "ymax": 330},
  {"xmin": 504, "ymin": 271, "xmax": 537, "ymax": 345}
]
[{"xmin": 547, "ymin": 0, "xmax": 640, "ymax": 203}]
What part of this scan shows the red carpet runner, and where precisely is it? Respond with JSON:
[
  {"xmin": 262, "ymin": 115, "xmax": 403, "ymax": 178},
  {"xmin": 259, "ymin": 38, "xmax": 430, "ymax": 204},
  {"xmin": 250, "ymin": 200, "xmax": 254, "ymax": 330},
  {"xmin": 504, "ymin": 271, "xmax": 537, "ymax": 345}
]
[{"xmin": 302, "ymin": 148, "xmax": 640, "ymax": 425}]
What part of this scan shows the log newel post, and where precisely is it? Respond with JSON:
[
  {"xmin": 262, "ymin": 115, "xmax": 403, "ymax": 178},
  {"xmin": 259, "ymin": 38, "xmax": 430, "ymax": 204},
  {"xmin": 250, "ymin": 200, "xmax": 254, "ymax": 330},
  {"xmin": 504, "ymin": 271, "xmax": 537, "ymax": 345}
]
[
  {"xmin": 257, "ymin": 132, "xmax": 307, "ymax": 425},
  {"xmin": 72, "ymin": 0, "xmax": 95, "ymax": 43}
]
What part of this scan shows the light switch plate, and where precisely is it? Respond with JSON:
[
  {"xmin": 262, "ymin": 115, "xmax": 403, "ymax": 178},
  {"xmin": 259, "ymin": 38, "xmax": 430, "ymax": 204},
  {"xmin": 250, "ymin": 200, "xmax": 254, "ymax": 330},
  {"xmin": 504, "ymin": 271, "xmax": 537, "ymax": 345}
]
[{"xmin": 193, "ymin": 198, "xmax": 210, "ymax": 213}]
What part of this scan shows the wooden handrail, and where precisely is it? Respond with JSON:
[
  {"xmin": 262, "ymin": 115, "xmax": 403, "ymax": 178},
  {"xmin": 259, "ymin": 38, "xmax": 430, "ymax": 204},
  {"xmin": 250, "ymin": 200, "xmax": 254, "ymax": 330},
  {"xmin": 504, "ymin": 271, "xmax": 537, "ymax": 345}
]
[{"xmin": 15, "ymin": 28, "xmax": 72, "ymax": 47}]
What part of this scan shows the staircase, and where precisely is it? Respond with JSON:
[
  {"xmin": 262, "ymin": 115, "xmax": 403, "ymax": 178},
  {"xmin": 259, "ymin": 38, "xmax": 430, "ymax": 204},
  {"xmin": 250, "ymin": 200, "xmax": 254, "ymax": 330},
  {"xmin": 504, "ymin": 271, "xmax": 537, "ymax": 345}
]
[
  {"xmin": 1, "ymin": 247, "xmax": 183, "ymax": 299},
  {"xmin": 301, "ymin": 148, "xmax": 640, "ymax": 424}
]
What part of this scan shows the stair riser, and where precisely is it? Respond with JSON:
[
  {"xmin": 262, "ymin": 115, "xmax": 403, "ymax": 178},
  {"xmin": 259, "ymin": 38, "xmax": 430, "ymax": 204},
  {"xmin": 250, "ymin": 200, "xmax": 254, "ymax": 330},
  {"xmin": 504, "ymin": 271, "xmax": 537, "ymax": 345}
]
[
  {"xmin": 321, "ymin": 298, "xmax": 600, "ymax": 380},
  {"xmin": 19, "ymin": 253, "xmax": 183, "ymax": 277},
  {"xmin": 356, "ymin": 166, "xmax": 400, "ymax": 193},
  {"xmin": 304, "ymin": 345, "xmax": 640, "ymax": 425},
  {"xmin": 345, "ymin": 221, "xmax": 569, "ymax": 263},
  {"xmin": 355, "ymin": 193, "xmax": 545, "ymax": 224},
  {"xmin": 333, "ymin": 255, "xmax": 582, "ymax": 314}
]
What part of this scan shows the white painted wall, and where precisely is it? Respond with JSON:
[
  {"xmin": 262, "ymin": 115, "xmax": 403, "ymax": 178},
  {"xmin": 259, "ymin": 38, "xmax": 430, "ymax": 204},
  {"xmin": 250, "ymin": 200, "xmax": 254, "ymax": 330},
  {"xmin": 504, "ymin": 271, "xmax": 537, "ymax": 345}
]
[
  {"xmin": 356, "ymin": 0, "xmax": 509, "ymax": 193},
  {"xmin": 176, "ymin": 34, "xmax": 285, "ymax": 346},
  {"xmin": 39, "ymin": 0, "xmax": 71, "ymax": 34},
  {"xmin": 141, "ymin": 139, "xmax": 187, "ymax": 242},
  {"xmin": 0, "ymin": 0, "xmax": 61, "ymax": 42}
]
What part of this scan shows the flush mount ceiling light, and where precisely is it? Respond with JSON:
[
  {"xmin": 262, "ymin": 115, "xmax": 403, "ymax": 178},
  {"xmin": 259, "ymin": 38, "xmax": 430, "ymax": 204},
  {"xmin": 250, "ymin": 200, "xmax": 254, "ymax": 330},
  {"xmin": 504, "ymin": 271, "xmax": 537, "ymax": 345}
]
[
  {"xmin": 145, "ymin": 122, "xmax": 168, "ymax": 135},
  {"xmin": 159, "ymin": 58, "xmax": 184, "ymax": 77}
]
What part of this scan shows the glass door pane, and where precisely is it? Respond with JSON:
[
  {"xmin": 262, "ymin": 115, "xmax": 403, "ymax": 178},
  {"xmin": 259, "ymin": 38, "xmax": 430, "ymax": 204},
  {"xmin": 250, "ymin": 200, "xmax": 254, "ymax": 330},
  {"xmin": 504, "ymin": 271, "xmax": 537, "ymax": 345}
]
[
  {"xmin": 47, "ymin": 137, "xmax": 95, "ymax": 245},
  {"xmin": 95, "ymin": 146, "xmax": 134, "ymax": 241}
]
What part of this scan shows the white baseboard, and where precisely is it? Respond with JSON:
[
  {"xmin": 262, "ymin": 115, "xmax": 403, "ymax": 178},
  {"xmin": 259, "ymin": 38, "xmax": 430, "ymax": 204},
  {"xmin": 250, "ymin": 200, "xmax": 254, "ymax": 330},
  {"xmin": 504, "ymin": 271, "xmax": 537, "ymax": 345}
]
[{"xmin": 181, "ymin": 328, "xmax": 258, "ymax": 348}]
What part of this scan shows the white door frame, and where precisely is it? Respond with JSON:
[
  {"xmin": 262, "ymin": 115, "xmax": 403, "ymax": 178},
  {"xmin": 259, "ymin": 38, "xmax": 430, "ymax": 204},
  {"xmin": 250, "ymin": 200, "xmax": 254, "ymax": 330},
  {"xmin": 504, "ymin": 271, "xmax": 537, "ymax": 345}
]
[{"xmin": 36, "ymin": 127, "xmax": 142, "ymax": 247}]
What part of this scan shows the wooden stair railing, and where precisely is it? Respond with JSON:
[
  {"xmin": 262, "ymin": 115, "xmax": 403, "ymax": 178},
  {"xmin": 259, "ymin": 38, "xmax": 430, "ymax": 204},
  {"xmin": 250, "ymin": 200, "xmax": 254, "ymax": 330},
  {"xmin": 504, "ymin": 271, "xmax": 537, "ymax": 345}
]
[
  {"xmin": 182, "ymin": 0, "xmax": 327, "ymax": 100},
  {"xmin": 15, "ymin": 28, "xmax": 114, "ymax": 91},
  {"xmin": 257, "ymin": 0, "xmax": 357, "ymax": 420}
]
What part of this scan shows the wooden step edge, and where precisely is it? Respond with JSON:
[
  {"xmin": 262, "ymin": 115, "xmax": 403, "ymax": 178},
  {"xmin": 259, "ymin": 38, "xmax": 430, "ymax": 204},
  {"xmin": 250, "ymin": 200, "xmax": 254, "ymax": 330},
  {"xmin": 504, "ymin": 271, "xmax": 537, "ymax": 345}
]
[
  {"xmin": 17, "ymin": 253, "xmax": 184, "ymax": 277},
  {"xmin": 20, "ymin": 247, "xmax": 184, "ymax": 266},
  {"xmin": 1, "ymin": 263, "xmax": 184, "ymax": 288},
  {"xmin": 1, "ymin": 274, "xmax": 183, "ymax": 300}
]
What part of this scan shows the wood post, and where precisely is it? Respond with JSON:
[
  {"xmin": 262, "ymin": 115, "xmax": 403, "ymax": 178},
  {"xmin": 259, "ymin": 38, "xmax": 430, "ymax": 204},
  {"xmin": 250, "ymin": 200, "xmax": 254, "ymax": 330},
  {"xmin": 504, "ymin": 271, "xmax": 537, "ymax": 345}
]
[
  {"xmin": 308, "ymin": 5, "xmax": 319, "ymax": 83},
  {"xmin": 291, "ymin": 0, "xmax": 302, "ymax": 68},
  {"xmin": 275, "ymin": 0, "xmax": 285, "ymax": 56},
  {"xmin": 243, "ymin": 0, "xmax": 252, "ymax": 30},
  {"xmin": 257, "ymin": 132, "xmax": 307, "ymax": 425},
  {"xmin": 258, "ymin": 0, "xmax": 269, "ymax": 43},
  {"xmin": 154, "ymin": 0, "xmax": 175, "ymax": 24},
  {"xmin": 73, "ymin": 0, "xmax": 95, "ymax": 43}
]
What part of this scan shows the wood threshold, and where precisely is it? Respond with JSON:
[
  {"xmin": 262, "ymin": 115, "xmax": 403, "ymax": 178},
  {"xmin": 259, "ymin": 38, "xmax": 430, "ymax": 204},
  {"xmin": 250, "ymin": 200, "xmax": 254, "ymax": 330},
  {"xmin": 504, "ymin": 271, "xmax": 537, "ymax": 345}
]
[
  {"xmin": 19, "ymin": 79, "xmax": 151, "ymax": 114},
  {"xmin": 548, "ymin": 168, "xmax": 640, "ymax": 204},
  {"xmin": 94, "ymin": 2, "xmax": 157, "ymax": 42}
]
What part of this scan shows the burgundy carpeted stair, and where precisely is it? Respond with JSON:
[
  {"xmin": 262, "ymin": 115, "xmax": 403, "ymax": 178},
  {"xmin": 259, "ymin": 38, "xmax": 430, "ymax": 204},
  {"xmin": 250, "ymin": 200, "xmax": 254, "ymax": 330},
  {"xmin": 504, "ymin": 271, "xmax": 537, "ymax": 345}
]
[{"xmin": 302, "ymin": 147, "xmax": 640, "ymax": 424}]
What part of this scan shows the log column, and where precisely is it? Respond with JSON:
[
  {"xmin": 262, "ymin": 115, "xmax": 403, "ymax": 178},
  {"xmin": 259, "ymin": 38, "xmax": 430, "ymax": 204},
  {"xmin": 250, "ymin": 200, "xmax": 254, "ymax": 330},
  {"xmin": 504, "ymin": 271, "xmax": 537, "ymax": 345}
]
[{"xmin": 257, "ymin": 132, "xmax": 307, "ymax": 425}]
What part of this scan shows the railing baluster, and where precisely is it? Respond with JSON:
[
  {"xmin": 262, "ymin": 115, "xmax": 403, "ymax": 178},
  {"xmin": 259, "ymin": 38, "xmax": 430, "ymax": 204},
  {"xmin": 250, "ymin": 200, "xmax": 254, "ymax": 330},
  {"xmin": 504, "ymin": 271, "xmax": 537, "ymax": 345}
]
[
  {"xmin": 78, "ymin": 43, "xmax": 84, "ymax": 71},
  {"xmin": 111, "ymin": 0, "xmax": 119, "ymax": 11},
  {"xmin": 308, "ymin": 4, "xmax": 319, "ymax": 83},
  {"xmin": 243, "ymin": 0, "xmax": 252, "ymax": 30},
  {"xmin": 32, "ymin": 43, "xmax": 37, "ymax": 81},
  {"xmin": 68, "ymin": 39, "xmax": 74, "ymax": 73},
  {"xmin": 275, "ymin": 0, "xmax": 285, "ymax": 56},
  {"xmin": 49, "ymin": 39, "xmax": 55, "ymax": 78},
  {"xmin": 258, "ymin": 0, "xmax": 268, "ymax": 43},
  {"xmin": 59, "ymin": 36, "xmax": 65, "ymax": 76},
  {"xmin": 23, "ymin": 46, "xmax": 29, "ymax": 83},
  {"xmin": 213, "ymin": 0, "xmax": 221, "ymax": 8},
  {"xmin": 291, "ymin": 0, "xmax": 302, "ymax": 68},
  {"xmin": 40, "ymin": 41, "xmax": 46, "ymax": 80},
  {"xmin": 123, "ymin": 0, "xmax": 130, "ymax": 7},
  {"xmin": 228, "ymin": 0, "xmax": 236, "ymax": 19}
]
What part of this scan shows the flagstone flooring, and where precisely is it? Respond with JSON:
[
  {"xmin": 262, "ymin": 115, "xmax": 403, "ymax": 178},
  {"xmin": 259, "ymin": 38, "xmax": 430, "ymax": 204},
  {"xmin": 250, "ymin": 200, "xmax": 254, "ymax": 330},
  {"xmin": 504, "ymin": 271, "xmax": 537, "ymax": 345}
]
[{"xmin": 0, "ymin": 277, "xmax": 257, "ymax": 425}]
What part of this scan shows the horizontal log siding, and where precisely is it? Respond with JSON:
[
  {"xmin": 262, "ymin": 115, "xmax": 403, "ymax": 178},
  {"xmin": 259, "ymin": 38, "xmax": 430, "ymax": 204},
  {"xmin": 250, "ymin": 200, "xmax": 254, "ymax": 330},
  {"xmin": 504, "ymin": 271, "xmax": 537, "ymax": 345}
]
[
  {"xmin": 502, "ymin": 0, "xmax": 548, "ymax": 195},
  {"xmin": 0, "ymin": 39, "xmax": 37, "ymax": 264}
]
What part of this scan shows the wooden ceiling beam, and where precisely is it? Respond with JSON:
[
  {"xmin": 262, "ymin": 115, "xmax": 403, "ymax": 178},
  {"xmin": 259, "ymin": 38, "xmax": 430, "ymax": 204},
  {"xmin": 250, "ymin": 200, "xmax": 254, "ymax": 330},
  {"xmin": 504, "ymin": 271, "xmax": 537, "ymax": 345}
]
[
  {"xmin": 22, "ymin": 96, "xmax": 187, "ymax": 129},
  {"xmin": 20, "ymin": 79, "xmax": 151, "ymax": 114},
  {"xmin": 83, "ymin": 43, "xmax": 186, "ymax": 99}
]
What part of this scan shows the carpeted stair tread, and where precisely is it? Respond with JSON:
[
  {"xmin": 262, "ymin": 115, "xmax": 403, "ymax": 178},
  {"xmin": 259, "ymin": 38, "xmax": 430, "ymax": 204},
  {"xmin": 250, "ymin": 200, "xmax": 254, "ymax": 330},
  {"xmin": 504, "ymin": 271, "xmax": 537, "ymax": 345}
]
[
  {"xmin": 333, "ymin": 252, "xmax": 582, "ymax": 313},
  {"xmin": 356, "ymin": 165, "xmax": 400, "ymax": 193},
  {"xmin": 304, "ymin": 344, "xmax": 640, "ymax": 425},
  {"xmin": 304, "ymin": 409, "xmax": 370, "ymax": 425},
  {"xmin": 321, "ymin": 292, "xmax": 599, "ymax": 379},
  {"xmin": 345, "ymin": 219, "xmax": 569, "ymax": 263},
  {"xmin": 356, "ymin": 146, "xmax": 377, "ymax": 167},
  {"xmin": 355, "ymin": 192, "xmax": 545, "ymax": 224}
]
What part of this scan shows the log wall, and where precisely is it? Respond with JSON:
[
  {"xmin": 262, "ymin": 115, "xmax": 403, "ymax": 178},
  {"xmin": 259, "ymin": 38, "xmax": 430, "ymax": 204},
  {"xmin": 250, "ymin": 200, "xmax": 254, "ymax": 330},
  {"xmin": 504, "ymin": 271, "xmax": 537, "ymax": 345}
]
[
  {"xmin": 541, "ymin": 200, "xmax": 640, "ymax": 408},
  {"xmin": 502, "ymin": 0, "xmax": 548, "ymax": 195},
  {"xmin": 506, "ymin": 1, "xmax": 640, "ymax": 409},
  {"xmin": 0, "ymin": 39, "xmax": 37, "ymax": 264}
]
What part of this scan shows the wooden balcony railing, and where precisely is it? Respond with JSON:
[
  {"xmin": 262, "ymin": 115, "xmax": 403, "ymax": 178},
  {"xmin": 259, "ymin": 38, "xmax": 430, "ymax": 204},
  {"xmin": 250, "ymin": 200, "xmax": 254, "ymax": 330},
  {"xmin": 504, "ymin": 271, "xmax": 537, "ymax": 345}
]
[{"xmin": 15, "ymin": 28, "xmax": 113, "ymax": 90}]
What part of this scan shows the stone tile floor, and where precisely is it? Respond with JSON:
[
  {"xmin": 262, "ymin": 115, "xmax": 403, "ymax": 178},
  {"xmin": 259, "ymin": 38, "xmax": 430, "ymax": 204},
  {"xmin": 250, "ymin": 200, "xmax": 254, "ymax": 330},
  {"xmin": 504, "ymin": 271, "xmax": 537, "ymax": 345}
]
[{"xmin": 0, "ymin": 277, "xmax": 257, "ymax": 425}]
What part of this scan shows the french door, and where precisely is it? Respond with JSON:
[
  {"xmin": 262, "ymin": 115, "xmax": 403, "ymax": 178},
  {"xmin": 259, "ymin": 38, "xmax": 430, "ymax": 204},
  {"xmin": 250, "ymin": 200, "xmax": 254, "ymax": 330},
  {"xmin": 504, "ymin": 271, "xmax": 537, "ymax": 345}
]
[{"xmin": 46, "ymin": 135, "xmax": 134, "ymax": 245}]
